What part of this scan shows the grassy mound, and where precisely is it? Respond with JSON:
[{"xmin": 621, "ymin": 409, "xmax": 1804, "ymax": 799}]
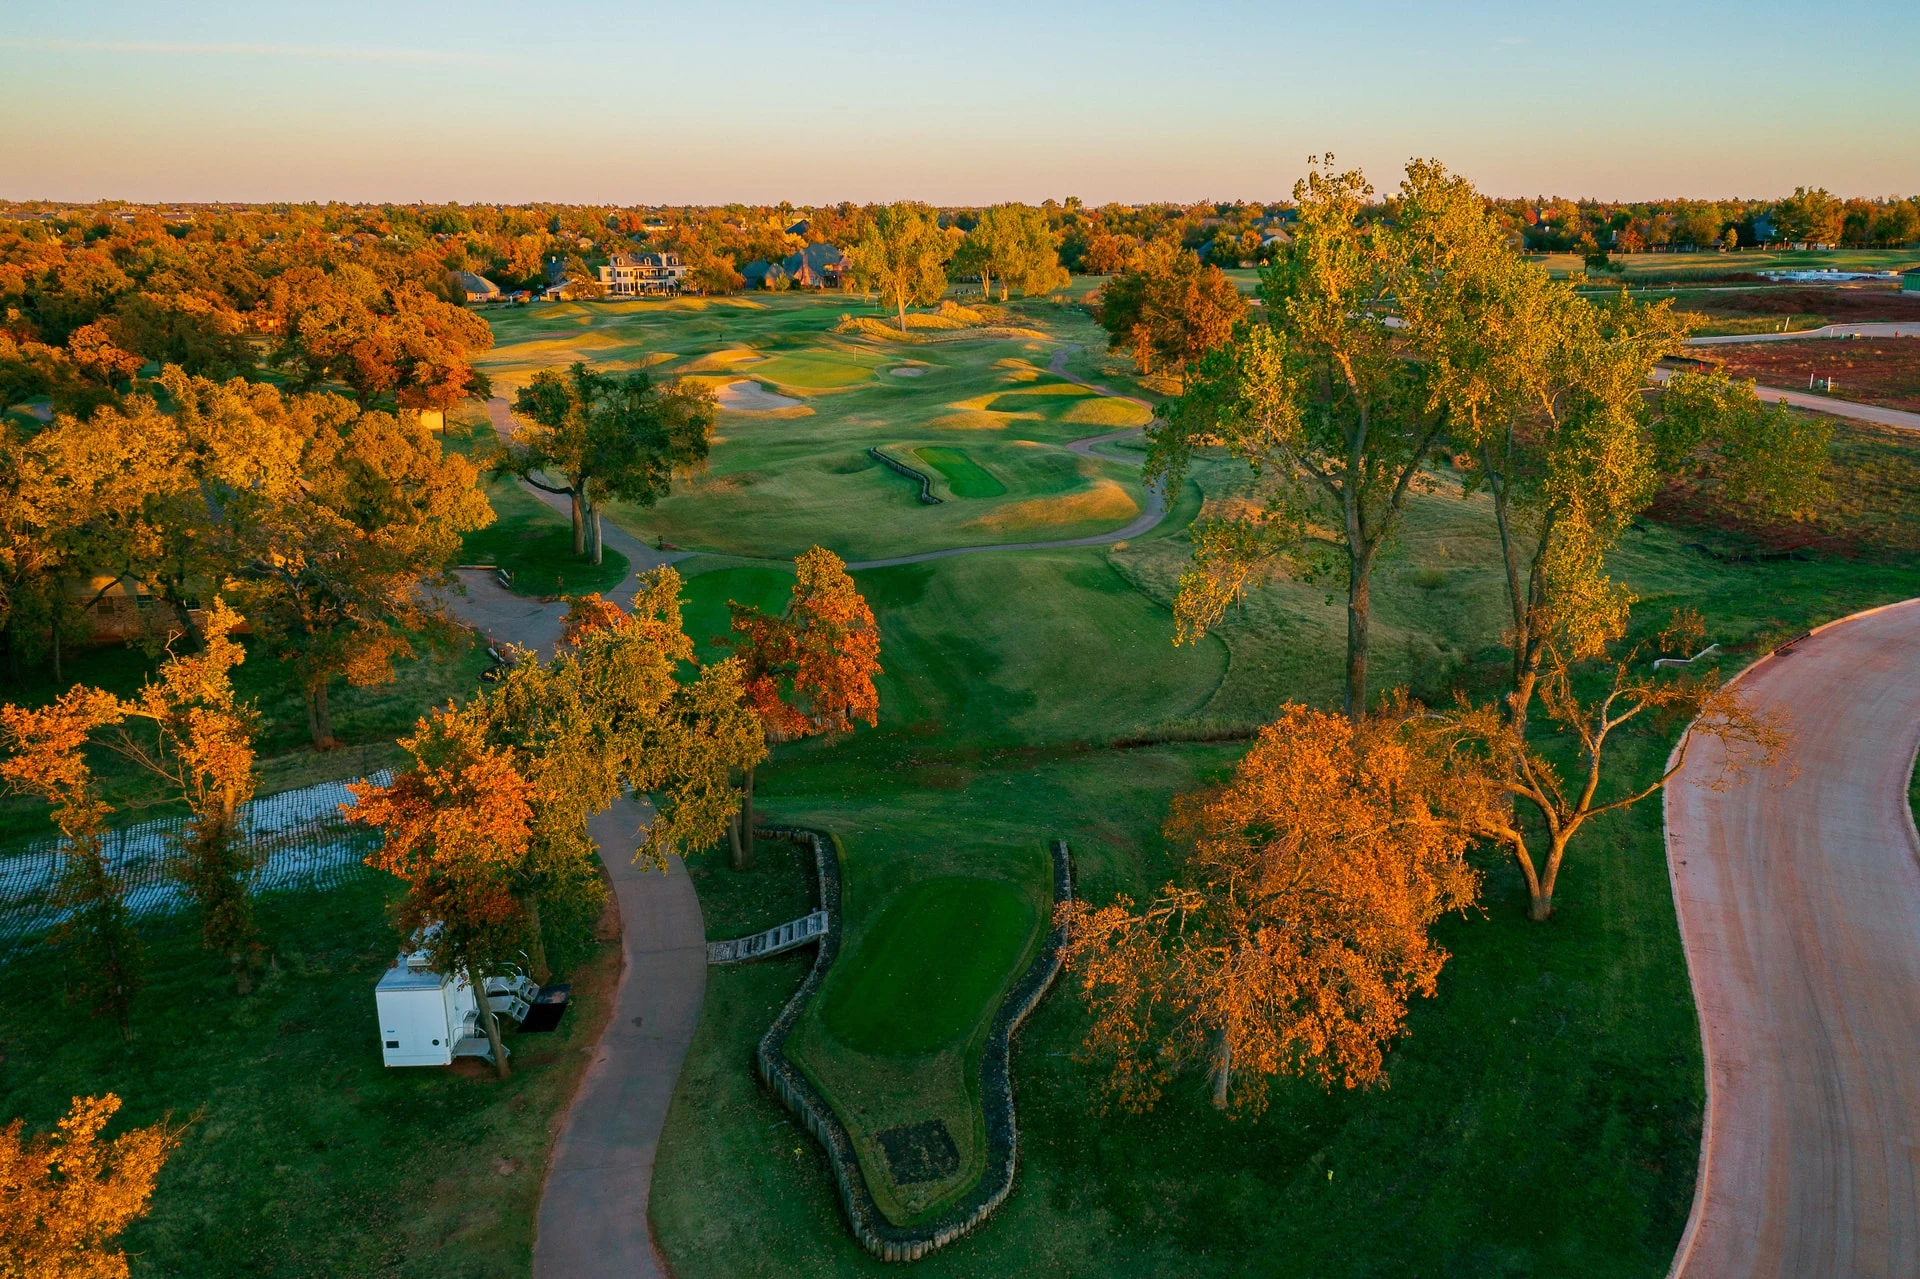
[
  {"xmin": 914, "ymin": 447, "xmax": 1006, "ymax": 499},
  {"xmin": 967, "ymin": 479, "xmax": 1139, "ymax": 532},
  {"xmin": 817, "ymin": 877, "xmax": 1037, "ymax": 1056},
  {"xmin": 1062, "ymin": 396, "xmax": 1154, "ymax": 428}
]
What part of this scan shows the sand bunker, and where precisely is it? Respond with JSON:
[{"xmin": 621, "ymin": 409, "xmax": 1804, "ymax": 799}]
[
  {"xmin": 891, "ymin": 366, "xmax": 927, "ymax": 378},
  {"xmin": 715, "ymin": 380, "xmax": 803, "ymax": 412}
]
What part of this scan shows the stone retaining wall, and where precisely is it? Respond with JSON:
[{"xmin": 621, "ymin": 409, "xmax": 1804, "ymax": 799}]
[
  {"xmin": 868, "ymin": 447, "xmax": 942, "ymax": 505},
  {"xmin": 754, "ymin": 826, "xmax": 1072, "ymax": 1262}
]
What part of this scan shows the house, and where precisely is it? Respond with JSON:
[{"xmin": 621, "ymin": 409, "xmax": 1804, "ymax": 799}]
[
  {"xmin": 786, "ymin": 218, "xmax": 811, "ymax": 237},
  {"xmin": 745, "ymin": 243, "xmax": 851, "ymax": 290},
  {"xmin": 598, "ymin": 251, "xmax": 686, "ymax": 297},
  {"xmin": 743, "ymin": 259, "xmax": 791, "ymax": 290},
  {"xmin": 1904, "ymin": 268, "xmax": 1920, "ymax": 294},
  {"xmin": 451, "ymin": 271, "xmax": 502, "ymax": 304}
]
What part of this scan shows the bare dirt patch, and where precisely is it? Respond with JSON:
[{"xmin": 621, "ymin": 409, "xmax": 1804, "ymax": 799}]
[
  {"xmin": 1705, "ymin": 339, "xmax": 1920, "ymax": 412},
  {"xmin": 1700, "ymin": 287, "xmax": 1920, "ymax": 324}
]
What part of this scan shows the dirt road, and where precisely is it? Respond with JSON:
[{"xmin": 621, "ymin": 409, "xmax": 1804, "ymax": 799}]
[{"xmin": 1665, "ymin": 599, "xmax": 1920, "ymax": 1278}]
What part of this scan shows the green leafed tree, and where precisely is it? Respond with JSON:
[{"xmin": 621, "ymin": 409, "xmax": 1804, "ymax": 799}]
[
  {"xmin": 503, "ymin": 362, "xmax": 714, "ymax": 566},
  {"xmin": 847, "ymin": 203, "xmax": 954, "ymax": 333}
]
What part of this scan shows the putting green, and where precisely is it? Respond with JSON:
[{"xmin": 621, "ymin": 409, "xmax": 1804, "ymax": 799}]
[
  {"xmin": 749, "ymin": 348, "xmax": 886, "ymax": 390},
  {"xmin": 817, "ymin": 877, "xmax": 1037, "ymax": 1057},
  {"xmin": 913, "ymin": 447, "xmax": 1006, "ymax": 499}
]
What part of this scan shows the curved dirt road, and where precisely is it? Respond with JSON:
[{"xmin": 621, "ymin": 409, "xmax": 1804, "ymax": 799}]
[{"xmin": 1665, "ymin": 599, "xmax": 1920, "ymax": 1278}]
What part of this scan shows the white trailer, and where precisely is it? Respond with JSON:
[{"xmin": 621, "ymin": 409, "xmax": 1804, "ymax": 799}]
[{"xmin": 375, "ymin": 951, "xmax": 532, "ymax": 1068}]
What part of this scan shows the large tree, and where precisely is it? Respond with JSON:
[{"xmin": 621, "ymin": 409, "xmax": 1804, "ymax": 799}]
[
  {"xmin": 847, "ymin": 203, "xmax": 954, "ymax": 333},
  {"xmin": 962, "ymin": 204, "xmax": 1070, "ymax": 303},
  {"xmin": 502, "ymin": 362, "xmax": 714, "ymax": 566},
  {"xmin": 721, "ymin": 547, "xmax": 881, "ymax": 869},
  {"xmin": 1146, "ymin": 161, "xmax": 1448, "ymax": 719},
  {"xmin": 351, "ymin": 701, "xmax": 534, "ymax": 1078},
  {"xmin": 1096, "ymin": 238, "xmax": 1247, "ymax": 378},
  {"xmin": 1444, "ymin": 610, "xmax": 1786, "ymax": 920},
  {"xmin": 198, "ymin": 378, "xmax": 492, "ymax": 748},
  {"xmin": 263, "ymin": 262, "xmax": 495, "ymax": 412},
  {"xmin": 1059, "ymin": 704, "xmax": 1485, "ymax": 1113}
]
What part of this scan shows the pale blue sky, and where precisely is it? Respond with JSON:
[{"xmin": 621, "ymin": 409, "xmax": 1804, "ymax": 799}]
[{"xmin": 3, "ymin": 0, "xmax": 1916, "ymax": 204}]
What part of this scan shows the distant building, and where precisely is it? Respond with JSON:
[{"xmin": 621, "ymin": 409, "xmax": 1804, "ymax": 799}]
[
  {"xmin": 1904, "ymin": 268, "xmax": 1920, "ymax": 294},
  {"xmin": 744, "ymin": 243, "xmax": 851, "ymax": 290},
  {"xmin": 451, "ymin": 271, "xmax": 502, "ymax": 303},
  {"xmin": 786, "ymin": 218, "xmax": 811, "ymax": 237},
  {"xmin": 599, "ymin": 251, "xmax": 685, "ymax": 296}
]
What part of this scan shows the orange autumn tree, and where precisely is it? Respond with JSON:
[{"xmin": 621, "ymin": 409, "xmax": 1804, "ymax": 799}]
[
  {"xmin": 0, "ymin": 689, "xmax": 142, "ymax": 1038},
  {"xmin": 1059, "ymin": 704, "xmax": 1486, "ymax": 1115},
  {"xmin": 349, "ymin": 701, "xmax": 534, "ymax": 1079},
  {"xmin": 722, "ymin": 547, "xmax": 880, "ymax": 870},
  {"xmin": 0, "ymin": 1094, "xmax": 181, "ymax": 1279},
  {"xmin": 99, "ymin": 601, "xmax": 262, "ymax": 988}
]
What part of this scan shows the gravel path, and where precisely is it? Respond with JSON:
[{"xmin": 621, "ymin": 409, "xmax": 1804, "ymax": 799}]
[{"xmin": 1665, "ymin": 599, "xmax": 1920, "ymax": 1278}]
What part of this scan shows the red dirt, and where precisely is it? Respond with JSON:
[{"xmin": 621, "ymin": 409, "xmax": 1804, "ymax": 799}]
[
  {"xmin": 1705, "ymin": 339, "xmax": 1920, "ymax": 413},
  {"xmin": 1704, "ymin": 287, "xmax": 1920, "ymax": 323}
]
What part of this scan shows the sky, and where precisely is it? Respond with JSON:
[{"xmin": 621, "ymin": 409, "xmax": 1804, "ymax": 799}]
[{"xmin": 4, "ymin": 0, "xmax": 1918, "ymax": 206}]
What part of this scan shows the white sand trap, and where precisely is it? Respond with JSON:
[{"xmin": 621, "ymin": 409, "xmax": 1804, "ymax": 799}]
[
  {"xmin": 890, "ymin": 366, "xmax": 928, "ymax": 378},
  {"xmin": 715, "ymin": 379, "xmax": 803, "ymax": 412}
]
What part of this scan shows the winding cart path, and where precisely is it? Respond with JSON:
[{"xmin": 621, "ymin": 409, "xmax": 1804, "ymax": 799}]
[
  {"xmin": 443, "ymin": 563, "xmax": 698, "ymax": 1279},
  {"xmin": 1665, "ymin": 599, "xmax": 1920, "ymax": 1278}
]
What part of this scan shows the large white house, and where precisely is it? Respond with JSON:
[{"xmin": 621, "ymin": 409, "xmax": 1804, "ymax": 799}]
[{"xmin": 599, "ymin": 251, "xmax": 687, "ymax": 296}]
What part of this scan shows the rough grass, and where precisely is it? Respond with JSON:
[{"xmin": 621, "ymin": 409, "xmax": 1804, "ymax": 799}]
[{"xmin": 0, "ymin": 875, "xmax": 618, "ymax": 1279}]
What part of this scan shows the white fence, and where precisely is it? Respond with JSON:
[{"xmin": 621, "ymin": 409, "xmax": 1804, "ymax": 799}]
[{"xmin": 0, "ymin": 771, "xmax": 392, "ymax": 949}]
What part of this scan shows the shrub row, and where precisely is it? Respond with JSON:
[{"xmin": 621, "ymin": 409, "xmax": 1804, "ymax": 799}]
[{"xmin": 753, "ymin": 826, "xmax": 1073, "ymax": 1263}]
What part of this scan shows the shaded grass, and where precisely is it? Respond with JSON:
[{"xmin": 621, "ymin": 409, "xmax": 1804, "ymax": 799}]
[
  {"xmin": 460, "ymin": 477, "xmax": 630, "ymax": 597},
  {"xmin": 0, "ymin": 875, "xmax": 618, "ymax": 1279}
]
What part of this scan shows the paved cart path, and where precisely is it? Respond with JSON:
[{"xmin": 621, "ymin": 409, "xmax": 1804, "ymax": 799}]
[
  {"xmin": 1665, "ymin": 599, "xmax": 1920, "ymax": 1279},
  {"xmin": 1687, "ymin": 322, "xmax": 1920, "ymax": 346},
  {"xmin": 442, "ymin": 569, "xmax": 700, "ymax": 1279}
]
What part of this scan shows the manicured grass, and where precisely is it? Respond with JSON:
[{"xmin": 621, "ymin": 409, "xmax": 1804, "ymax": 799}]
[
  {"xmin": 653, "ymin": 403, "xmax": 1920, "ymax": 1275},
  {"xmin": 817, "ymin": 877, "xmax": 1037, "ymax": 1056},
  {"xmin": 913, "ymin": 446, "xmax": 1006, "ymax": 499},
  {"xmin": 479, "ymin": 294, "xmax": 1158, "ymax": 560},
  {"xmin": 0, "ymin": 876, "xmax": 618, "ymax": 1279},
  {"xmin": 461, "ymin": 476, "xmax": 631, "ymax": 597}
]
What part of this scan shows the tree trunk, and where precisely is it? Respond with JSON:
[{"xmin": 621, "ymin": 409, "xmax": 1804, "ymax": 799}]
[
  {"xmin": 727, "ymin": 811, "xmax": 747, "ymax": 872},
  {"xmin": 525, "ymin": 893, "xmax": 551, "ymax": 984},
  {"xmin": 589, "ymin": 507, "xmax": 604, "ymax": 567},
  {"xmin": 307, "ymin": 680, "xmax": 336, "ymax": 749},
  {"xmin": 469, "ymin": 961, "xmax": 511, "ymax": 1079},
  {"xmin": 733, "ymin": 768, "xmax": 757, "ymax": 871},
  {"xmin": 51, "ymin": 616, "xmax": 62, "ymax": 684},
  {"xmin": 896, "ymin": 292, "xmax": 908, "ymax": 334},
  {"xmin": 1344, "ymin": 568, "xmax": 1370, "ymax": 723},
  {"xmin": 1209, "ymin": 1030, "xmax": 1233, "ymax": 1110},
  {"xmin": 570, "ymin": 488, "xmax": 585, "ymax": 556},
  {"xmin": 1530, "ymin": 834, "xmax": 1573, "ymax": 923}
]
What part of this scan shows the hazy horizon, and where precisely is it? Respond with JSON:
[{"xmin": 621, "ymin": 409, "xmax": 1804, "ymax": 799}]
[{"xmin": 5, "ymin": 0, "xmax": 1917, "ymax": 206}]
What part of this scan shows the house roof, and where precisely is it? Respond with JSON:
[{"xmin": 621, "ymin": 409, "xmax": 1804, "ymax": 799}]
[
  {"xmin": 451, "ymin": 270, "xmax": 500, "ymax": 297},
  {"xmin": 782, "ymin": 243, "xmax": 847, "ymax": 276}
]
